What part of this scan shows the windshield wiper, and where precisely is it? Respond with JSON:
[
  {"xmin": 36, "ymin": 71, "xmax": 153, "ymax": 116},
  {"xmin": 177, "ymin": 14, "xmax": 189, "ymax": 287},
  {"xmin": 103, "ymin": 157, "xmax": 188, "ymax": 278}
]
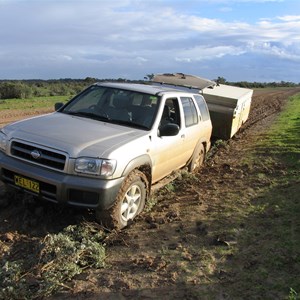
[
  {"xmin": 64, "ymin": 111, "xmax": 110, "ymax": 121},
  {"xmin": 109, "ymin": 119, "xmax": 149, "ymax": 130}
]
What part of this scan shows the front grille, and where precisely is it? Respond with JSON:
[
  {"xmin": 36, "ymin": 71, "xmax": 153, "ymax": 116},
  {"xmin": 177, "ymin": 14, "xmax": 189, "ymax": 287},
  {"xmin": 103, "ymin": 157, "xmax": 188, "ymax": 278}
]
[{"xmin": 11, "ymin": 141, "xmax": 66, "ymax": 171}]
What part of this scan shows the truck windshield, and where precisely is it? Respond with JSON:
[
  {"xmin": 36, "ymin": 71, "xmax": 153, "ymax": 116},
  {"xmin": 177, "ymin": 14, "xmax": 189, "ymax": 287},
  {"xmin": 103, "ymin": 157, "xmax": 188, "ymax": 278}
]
[{"xmin": 61, "ymin": 85, "xmax": 159, "ymax": 130}]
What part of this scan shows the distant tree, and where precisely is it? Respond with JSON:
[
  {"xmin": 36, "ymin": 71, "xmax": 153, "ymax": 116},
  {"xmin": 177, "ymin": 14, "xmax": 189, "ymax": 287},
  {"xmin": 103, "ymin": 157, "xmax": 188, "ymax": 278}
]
[
  {"xmin": 215, "ymin": 76, "xmax": 227, "ymax": 85},
  {"xmin": 144, "ymin": 74, "xmax": 154, "ymax": 81},
  {"xmin": 0, "ymin": 82, "xmax": 32, "ymax": 99},
  {"xmin": 84, "ymin": 77, "xmax": 97, "ymax": 83}
]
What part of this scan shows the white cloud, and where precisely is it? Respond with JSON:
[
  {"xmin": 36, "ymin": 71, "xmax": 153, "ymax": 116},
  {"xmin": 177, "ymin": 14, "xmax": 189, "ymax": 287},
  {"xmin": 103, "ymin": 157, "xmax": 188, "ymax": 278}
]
[
  {"xmin": 246, "ymin": 41, "xmax": 300, "ymax": 61},
  {"xmin": 219, "ymin": 7, "xmax": 233, "ymax": 12},
  {"xmin": 50, "ymin": 55, "xmax": 73, "ymax": 62},
  {"xmin": 277, "ymin": 15, "xmax": 300, "ymax": 21},
  {"xmin": 175, "ymin": 45, "xmax": 245, "ymax": 63},
  {"xmin": 0, "ymin": 0, "xmax": 299, "ymax": 81},
  {"xmin": 136, "ymin": 56, "xmax": 148, "ymax": 62}
]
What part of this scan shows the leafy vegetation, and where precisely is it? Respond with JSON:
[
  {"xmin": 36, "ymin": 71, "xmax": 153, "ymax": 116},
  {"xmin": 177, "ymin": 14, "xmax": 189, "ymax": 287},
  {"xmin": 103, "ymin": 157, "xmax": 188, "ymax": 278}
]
[
  {"xmin": 0, "ymin": 80, "xmax": 89, "ymax": 99},
  {"xmin": 0, "ymin": 77, "xmax": 145, "ymax": 100},
  {"xmin": 0, "ymin": 222, "xmax": 107, "ymax": 299},
  {"xmin": 214, "ymin": 76, "xmax": 299, "ymax": 89}
]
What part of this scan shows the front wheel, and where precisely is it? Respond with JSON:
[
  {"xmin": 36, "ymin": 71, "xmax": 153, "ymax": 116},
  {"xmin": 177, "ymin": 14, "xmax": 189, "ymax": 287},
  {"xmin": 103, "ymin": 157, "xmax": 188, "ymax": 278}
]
[{"xmin": 96, "ymin": 170, "xmax": 148, "ymax": 229}]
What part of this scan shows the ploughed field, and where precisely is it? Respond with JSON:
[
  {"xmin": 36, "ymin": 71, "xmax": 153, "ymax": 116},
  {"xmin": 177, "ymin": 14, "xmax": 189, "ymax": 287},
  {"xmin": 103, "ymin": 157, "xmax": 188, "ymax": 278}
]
[{"xmin": 0, "ymin": 87, "xmax": 299, "ymax": 299}]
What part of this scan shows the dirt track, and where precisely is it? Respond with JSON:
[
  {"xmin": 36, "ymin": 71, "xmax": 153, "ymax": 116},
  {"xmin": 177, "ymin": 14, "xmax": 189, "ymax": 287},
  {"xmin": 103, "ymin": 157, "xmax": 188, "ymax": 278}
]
[{"xmin": 0, "ymin": 87, "xmax": 300, "ymax": 299}]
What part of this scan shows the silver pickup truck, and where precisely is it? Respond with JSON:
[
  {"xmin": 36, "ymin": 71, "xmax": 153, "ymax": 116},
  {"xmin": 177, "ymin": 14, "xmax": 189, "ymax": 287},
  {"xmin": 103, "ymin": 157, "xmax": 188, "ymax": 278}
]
[{"xmin": 0, "ymin": 82, "xmax": 212, "ymax": 228}]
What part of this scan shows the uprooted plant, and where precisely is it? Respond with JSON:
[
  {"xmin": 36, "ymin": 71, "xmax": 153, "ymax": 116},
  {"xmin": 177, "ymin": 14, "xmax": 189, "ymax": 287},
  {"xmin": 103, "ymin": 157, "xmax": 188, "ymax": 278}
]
[{"xmin": 0, "ymin": 221, "xmax": 107, "ymax": 299}]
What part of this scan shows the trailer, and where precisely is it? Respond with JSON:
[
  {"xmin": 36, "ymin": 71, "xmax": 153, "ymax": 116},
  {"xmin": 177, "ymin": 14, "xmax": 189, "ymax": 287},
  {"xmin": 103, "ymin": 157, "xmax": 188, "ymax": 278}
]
[
  {"xmin": 152, "ymin": 73, "xmax": 253, "ymax": 139},
  {"xmin": 203, "ymin": 84, "xmax": 253, "ymax": 139}
]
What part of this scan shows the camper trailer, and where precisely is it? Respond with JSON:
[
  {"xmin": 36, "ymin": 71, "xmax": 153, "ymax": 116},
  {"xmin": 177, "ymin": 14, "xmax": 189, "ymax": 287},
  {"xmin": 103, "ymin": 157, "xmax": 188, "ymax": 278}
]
[
  {"xmin": 203, "ymin": 84, "xmax": 253, "ymax": 139},
  {"xmin": 152, "ymin": 73, "xmax": 253, "ymax": 139}
]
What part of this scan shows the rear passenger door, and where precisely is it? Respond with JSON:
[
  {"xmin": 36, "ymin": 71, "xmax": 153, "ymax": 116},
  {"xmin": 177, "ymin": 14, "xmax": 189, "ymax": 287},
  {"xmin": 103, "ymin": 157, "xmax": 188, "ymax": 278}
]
[
  {"xmin": 193, "ymin": 94, "xmax": 212, "ymax": 139},
  {"xmin": 179, "ymin": 96, "xmax": 201, "ymax": 161},
  {"xmin": 193, "ymin": 94, "xmax": 210, "ymax": 122}
]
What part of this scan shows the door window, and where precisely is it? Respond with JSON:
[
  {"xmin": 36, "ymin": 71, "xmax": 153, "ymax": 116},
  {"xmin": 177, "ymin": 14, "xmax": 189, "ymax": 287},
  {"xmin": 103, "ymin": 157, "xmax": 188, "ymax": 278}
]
[
  {"xmin": 181, "ymin": 97, "xmax": 198, "ymax": 127},
  {"xmin": 159, "ymin": 98, "xmax": 181, "ymax": 127},
  {"xmin": 193, "ymin": 94, "xmax": 210, "ymax": 121}
]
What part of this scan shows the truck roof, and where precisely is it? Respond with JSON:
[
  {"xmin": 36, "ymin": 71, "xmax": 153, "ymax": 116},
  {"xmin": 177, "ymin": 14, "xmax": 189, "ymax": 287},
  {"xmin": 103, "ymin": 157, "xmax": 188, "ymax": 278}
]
[{"xmin": 95, "ymin": 82, "xmax": 199, "ymax": 96}]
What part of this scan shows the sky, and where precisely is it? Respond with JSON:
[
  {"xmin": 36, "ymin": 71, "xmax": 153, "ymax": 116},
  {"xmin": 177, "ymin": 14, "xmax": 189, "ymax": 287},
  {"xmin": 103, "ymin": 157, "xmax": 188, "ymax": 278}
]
[{"xmin": 0, "ymin": 0, "xmax": 300, "ymax": 82}]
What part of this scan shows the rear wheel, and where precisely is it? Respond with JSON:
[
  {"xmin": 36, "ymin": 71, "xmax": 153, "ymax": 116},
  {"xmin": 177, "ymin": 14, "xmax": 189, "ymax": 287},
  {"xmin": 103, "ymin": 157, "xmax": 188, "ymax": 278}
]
[
  {"xmin": 188, "ymin": 143, "xmax": 205, "ymax": 172},
  {"xmin": 96, "ymin": 170, "xmax": 148, "ymax": 229}
]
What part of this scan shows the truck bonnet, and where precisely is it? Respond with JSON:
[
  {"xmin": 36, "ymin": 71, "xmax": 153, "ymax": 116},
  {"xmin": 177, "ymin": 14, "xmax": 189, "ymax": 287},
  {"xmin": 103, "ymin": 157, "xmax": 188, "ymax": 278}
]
[{"xmin": 3, "ymin": 112, "xmax": 146, "ymax": 158}]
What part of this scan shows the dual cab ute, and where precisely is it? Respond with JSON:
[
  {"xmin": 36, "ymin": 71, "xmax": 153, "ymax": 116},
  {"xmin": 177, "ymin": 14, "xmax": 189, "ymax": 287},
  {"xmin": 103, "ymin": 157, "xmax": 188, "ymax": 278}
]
[{"xmin": 0, "ymin": 82, "xmax": 212, "ymax": 228}]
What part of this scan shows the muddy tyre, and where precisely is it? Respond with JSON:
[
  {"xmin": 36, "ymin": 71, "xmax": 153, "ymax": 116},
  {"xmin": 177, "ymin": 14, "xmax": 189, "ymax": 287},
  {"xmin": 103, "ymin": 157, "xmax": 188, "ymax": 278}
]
[
  {"xmin": 188, "ymin": 143, "xmax": 205, "ymax": 172},
  {"xmin": 96, "ymin": 170, "xmax": 148, "ymax": 229}
]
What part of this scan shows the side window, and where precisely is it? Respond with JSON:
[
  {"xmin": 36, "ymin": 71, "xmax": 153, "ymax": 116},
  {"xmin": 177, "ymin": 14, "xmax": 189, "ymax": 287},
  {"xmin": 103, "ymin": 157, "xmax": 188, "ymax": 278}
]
[
  {"xmin": 181, "ymin": 97, "xmax": 198, "ymax": 127},
  {"xmin": 160, "ymin": 98, "xmax": 181, "ymax": 127},
  {"xmin": 194, "ymin": 95, "xmax": 210, "ymax": 121}
]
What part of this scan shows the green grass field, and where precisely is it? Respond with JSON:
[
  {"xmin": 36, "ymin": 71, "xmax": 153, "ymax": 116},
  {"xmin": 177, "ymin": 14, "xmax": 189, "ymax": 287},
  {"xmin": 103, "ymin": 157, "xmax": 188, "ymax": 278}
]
[
  {"xmin": 0, "ymin": 96, "xmax": 71, "ymax": 111},
  {"xmin": 231, "ymin": 94, "xmax": 300, "ymax": 298},
  {"xmin": 261, "ymin": 94, "xmax": 300, "ymax": 168}
]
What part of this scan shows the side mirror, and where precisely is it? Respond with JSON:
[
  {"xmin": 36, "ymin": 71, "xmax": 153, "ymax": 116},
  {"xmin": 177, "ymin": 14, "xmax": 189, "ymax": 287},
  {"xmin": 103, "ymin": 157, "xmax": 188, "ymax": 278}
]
[
  {"xmin": 159, "ymin": 123, "xmax": 180, "ymax": 137},
  {"xmin": 55, "ymin": 102, "xmax": 64, "ymax": 111}
]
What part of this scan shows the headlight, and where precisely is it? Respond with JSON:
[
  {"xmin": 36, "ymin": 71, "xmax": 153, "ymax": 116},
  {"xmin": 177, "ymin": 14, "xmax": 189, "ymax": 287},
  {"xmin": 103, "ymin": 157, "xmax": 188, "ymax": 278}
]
[
  {"xmin": 0, "ymin": 132, "xmax": 7, "ymax": 152},
  {"xmin": 75, "ymin": 157, "xmax": 116, "ymax": 176}
]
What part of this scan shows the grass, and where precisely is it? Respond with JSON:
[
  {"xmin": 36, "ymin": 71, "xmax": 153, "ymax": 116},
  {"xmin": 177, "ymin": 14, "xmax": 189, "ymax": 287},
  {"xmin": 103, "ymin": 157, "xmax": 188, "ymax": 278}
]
[
  {"xmin": 0, "ymin": 95, "xmax": 70, "ymax": 111},
  {"xmin": 221, "ymin": 94, "xmax": 300, "ymax": 299},
  {"xmin": 257, "ymin": 94, "xmax": 300, "ymax": 169}
]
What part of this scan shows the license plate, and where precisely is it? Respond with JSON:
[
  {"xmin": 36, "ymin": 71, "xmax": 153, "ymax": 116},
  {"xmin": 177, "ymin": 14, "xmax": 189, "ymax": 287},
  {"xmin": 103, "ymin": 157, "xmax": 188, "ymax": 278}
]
[{"xmin": 14, "ymin": 175, "xmax": 40, "ymax": 194}]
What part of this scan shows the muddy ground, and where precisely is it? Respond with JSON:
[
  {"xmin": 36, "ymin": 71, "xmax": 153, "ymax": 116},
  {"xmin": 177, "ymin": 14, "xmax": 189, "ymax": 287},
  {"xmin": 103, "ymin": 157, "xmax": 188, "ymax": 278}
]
[{"xmin": 0, "ymin": 87, "xmax": 299, "ymax": 299}]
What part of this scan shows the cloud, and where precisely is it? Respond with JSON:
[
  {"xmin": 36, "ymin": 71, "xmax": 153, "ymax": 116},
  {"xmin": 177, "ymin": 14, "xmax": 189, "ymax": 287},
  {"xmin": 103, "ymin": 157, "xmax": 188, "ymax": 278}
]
[
  {"xmin": 277, "ymin": 15, "xmax": 300, "ymax": 22},
  {"xmin": 175, "ymin": 45, "xmax": 246, "ymax": 62},
  {"xmin": 219, "ymin": 6, "xmax": 233, "ymax": 12},
  {"xmin": 0, "ymin": 0, "xmax": 299, "ymax": 81}
]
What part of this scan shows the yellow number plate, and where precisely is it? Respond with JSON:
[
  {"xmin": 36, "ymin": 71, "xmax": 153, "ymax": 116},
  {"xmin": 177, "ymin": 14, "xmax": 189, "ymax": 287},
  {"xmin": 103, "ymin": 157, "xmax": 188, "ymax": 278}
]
[{"xmin": 14, "ymin": 175, "xmax": 40, "ymax": 194}]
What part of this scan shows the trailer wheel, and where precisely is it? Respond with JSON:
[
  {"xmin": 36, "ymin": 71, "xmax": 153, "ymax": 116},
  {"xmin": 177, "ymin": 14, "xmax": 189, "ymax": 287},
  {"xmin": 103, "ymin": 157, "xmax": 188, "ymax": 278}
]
[
  {"xmin": 96, "ymin": 170, "xmax": 148, "ymax": 229},
  {"xmin": 188, "ymin": 143, "xmax": 205, "ymax": 172}
]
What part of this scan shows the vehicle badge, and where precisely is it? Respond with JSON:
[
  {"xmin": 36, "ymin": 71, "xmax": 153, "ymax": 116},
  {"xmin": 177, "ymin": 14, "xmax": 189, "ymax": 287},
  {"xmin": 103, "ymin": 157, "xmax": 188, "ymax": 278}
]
[{"xmin": 31, "ymin": 149, "xmax": 41, "ymax": 159}]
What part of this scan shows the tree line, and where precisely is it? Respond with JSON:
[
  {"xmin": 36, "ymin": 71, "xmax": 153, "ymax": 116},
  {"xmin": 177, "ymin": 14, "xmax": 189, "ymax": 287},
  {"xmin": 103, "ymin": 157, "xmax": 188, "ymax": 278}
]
[
  {"xmin": 0, "ymin": 77, "xmax": 299, "ymax": 100},
  {"xmin": 0, "ymin": 77, "xmax": 146, "ymax": 100},
  {"xmin": 214, "ymin": 76, "xmax": 299, "ymax": 89}
]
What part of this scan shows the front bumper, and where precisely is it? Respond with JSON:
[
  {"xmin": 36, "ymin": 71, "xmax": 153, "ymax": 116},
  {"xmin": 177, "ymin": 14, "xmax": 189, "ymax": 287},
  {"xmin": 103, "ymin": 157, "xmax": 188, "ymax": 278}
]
[{"xmin": 0, "ymin": 152, "xmax": 123, "ymax": 210}]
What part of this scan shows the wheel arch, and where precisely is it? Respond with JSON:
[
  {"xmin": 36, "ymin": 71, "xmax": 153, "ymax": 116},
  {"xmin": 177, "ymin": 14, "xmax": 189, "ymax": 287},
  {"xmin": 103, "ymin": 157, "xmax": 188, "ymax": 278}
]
[
  {"xmin": 187, "ymin": 138, "xmax": 207, "ymax": 167},
  {"xmin": 121, "ymin": 154, "xmax": 152, "ymax": 191}
]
